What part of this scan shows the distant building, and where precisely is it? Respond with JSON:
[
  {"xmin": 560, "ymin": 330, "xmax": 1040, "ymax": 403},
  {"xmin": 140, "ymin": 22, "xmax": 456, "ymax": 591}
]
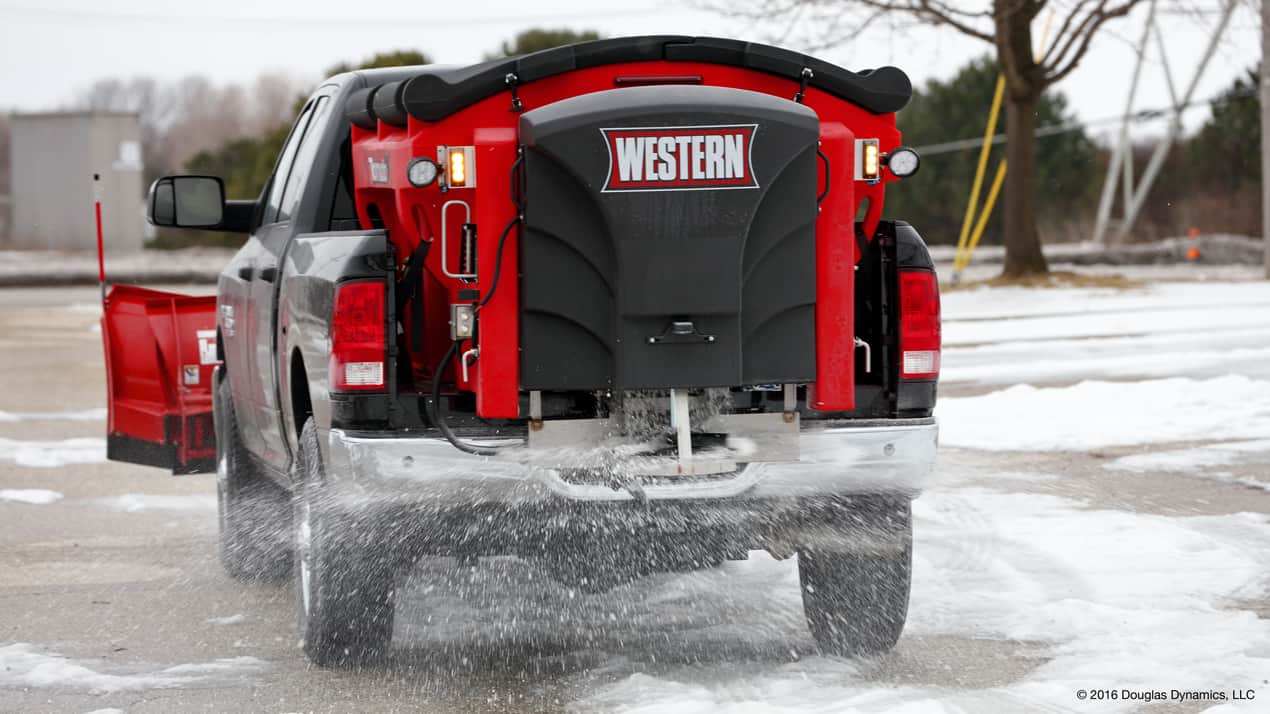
[{"xmin": 7, "ymin": 112, "xmax": 144, "ymax": 251}]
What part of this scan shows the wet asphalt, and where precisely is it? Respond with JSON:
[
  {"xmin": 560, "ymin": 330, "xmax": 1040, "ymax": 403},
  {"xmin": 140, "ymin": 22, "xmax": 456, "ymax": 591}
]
[{"xmin": 1, "ymin": 285, "xmax": 1267, "ymax": 714}]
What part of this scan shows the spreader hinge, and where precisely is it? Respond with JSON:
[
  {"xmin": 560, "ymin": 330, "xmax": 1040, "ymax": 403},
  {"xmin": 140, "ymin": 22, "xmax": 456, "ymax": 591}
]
[
  {"xmin": 793, "ymin": 67, "xmax": 814, "ymax": 104},
  {"xmin": 505, "ymin": 73, "xmax": 524, "ymax": 113}
]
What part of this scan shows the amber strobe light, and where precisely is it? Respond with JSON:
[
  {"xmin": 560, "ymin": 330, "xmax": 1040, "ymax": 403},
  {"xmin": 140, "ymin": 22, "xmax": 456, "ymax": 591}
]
[
  {"xmin": 899, "ymin": 270, "xmax": 941, "ymax": 379},
  {"xmin": 331, "ymin": 281, "xmax": 386, "ymax": 390},
  {"xmin": 449, "ymin": 150, "xmax": 466, "ymax": 185},
  {"xmin": 445, "ymin": 146, "xmax": 475, "ymax": 188},
  {"xmin": 856, "ymin": 138, "xmax": 881, "ymax": 181}
]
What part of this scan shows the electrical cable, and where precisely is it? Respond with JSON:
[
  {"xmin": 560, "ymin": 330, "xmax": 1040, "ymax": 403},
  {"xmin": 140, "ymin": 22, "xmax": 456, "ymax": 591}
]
[
  {"xmin": 914, "ymin": 85, "xmax": 1259, "ymax": 157},
  {"xmin": 476, "ymin": 215, "xmax": 520, "ymax": 310},
  {"xmin": 428, "ymin": 340, "xmax": 512, "ymax": 456},
  {"xmin": 430, "ymin": 154, "xmax": 527, "ymax": 454}
]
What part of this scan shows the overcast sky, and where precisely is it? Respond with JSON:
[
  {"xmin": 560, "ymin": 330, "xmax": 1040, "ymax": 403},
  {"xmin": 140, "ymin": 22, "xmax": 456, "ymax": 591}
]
[{"xmin": 0, "ymin": 0, "xmax": 1260, "ymax": 144}]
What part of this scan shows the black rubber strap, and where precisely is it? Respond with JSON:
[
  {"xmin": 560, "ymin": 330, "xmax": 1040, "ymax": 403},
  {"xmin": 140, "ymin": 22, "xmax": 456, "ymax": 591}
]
[{"xmin": 395, "ymin": 239, "xmax": 432, "ymax": 353}]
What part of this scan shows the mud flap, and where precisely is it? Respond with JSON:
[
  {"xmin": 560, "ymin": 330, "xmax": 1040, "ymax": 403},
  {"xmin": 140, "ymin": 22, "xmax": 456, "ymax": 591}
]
[{"xmin": 101, "ymin": 285, "xmax": 218, "ymax": 474}]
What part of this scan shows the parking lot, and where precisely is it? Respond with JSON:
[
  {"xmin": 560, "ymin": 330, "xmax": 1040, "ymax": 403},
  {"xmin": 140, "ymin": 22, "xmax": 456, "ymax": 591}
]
[{"xmin": 2, "ymin": 278, "xmax": 1269, "ymax": 713}]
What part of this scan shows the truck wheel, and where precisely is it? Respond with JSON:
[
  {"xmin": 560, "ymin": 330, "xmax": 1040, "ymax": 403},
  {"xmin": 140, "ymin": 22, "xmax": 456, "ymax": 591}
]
[
  {"xmin": 215, "ymin": 379, "xmax": 290, "ymax": 581},
  {"xmin": 798, "ymin": 500, "xmax": 912, "ymax": 657},
  {"xmin": 293, "ymin": 418, "xmax": 395, "ymax": 667}
]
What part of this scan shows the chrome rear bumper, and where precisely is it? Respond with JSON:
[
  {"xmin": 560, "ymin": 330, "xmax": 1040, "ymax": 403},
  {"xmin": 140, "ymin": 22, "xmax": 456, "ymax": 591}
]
[{"xmin": 323, "ymin": 418, "xmax": 937, "ymax": 506}]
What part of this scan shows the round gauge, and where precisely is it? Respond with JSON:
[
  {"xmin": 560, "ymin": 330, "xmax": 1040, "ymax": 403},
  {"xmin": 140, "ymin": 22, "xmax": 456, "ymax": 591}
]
[
  {"xmin": 407, "ymin": 158, "xmax": 439, "ymax": 187},
  {"xmin": 886, "ymin": 148, "xmax": 920, "ymax": 178}
]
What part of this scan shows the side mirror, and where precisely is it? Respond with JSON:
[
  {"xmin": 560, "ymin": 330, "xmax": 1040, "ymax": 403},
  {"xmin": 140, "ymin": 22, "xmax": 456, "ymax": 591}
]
[{"xmin": 148, "ymin": 176, "xmax": 225, "ymax": 228}]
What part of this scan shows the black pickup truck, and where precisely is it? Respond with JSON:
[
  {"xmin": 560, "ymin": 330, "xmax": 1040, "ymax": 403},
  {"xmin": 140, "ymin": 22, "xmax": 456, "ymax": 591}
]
[{"xmin": 103, "ymin": 36, "xmax": 940, "ymax": 666}]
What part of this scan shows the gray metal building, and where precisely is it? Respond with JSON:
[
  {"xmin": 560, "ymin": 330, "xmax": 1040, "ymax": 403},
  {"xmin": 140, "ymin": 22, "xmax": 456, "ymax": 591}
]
[{"xmin": 7, "ymin": 112, "xmax": 145, "ymax": 251}]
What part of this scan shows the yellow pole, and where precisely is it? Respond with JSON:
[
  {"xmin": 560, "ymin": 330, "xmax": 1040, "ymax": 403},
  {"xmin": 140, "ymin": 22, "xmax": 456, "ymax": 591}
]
[
  {"xmin": 957, "ymin": 10, "xmax": 1055, "ymax": 276},
  {"xmin": 954, "ymin": 75, "xmax": 1006, "ymax": 274},
  {"xmin": 965, "ymin": 160, "xmax": 1008, "ymax": 263}
]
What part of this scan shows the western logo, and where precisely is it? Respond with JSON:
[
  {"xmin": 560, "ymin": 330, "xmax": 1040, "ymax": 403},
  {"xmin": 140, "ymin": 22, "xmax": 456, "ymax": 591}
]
[{"xmin": 600, "ymin": 125, "xmax": 758, "ymax": 192}]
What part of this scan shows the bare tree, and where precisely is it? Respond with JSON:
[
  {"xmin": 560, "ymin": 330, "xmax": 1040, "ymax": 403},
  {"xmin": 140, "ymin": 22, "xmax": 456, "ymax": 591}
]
[
  {"xmin": 727, "ymin": 0, "xmax": 1148, "ymax": 276},
  {"xmin": 72, "ymin": 73, "xmax": 305, "ymax": 186}
]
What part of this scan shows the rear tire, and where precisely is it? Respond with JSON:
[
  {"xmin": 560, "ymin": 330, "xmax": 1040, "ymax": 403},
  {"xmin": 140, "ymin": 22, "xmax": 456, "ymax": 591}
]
[
  {"xmin": 293, "ymin": 418, "xmax": 395, "ymax": 667},
  {"xmin": 215, "ymin": 378, "xmax": 290, "ymax": 581},
  {"xmin": 798, "ymin": 499, "xmax": 912, "ymax": 656}
]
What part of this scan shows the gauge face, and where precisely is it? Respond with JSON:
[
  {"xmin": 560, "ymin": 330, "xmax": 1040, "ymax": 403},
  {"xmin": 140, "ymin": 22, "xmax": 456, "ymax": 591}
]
[
  {"xmin": 887, "ymin": 148, "xmax": 920, "ymax": 177},
  {"xmin": 407, "ymin": 158, "xmax": 439, "ymax": 187}
]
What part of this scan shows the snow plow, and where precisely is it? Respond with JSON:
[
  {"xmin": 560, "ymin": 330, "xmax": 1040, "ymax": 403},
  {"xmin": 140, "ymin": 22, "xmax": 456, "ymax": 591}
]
[
  {"xmin": 105, "ymin": 36, "xmax": 940, "ymax": 666},
  {"xmin": 101, "ymin": 285, "xmax": 218, "ymax": 474}
]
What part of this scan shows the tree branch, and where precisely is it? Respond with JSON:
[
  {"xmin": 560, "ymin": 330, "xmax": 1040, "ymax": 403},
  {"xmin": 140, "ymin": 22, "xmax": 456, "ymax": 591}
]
[{"xmin": 1044, "ymin": 0, "xmax": 1144, "ymax": 84}]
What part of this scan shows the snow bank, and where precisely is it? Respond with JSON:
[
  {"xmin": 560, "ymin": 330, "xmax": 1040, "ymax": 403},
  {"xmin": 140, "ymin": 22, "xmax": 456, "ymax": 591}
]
[
  {"xmin": 940, "ymin": 281, "xmax": 1270, "ymax": 387},
  {"xmin": 573, "ymin": 487, "xmax": 1270, "ymax": 713},
  {"xmin": 0, "ymin": 408, "xmax": 106, "ymax": 422},
  {"xmin": 0, "ymin": 643, "xmax": 263, "ymax": 694},
  {"xmin": 943, "ymin": 281, "xmax": 1270, "ymax": 323},
  {"xmin": 96, "ymin": 494, "xmax": 217, "ymax": 513},
  {"xmin": 0, "ymin": 437, "xmax": 106, "ymax": 467},
  {"xmin": 937, "ymin": 376, "xmax": 1270, "ymax": 451},
  {"xmin": 0, "ymin": 489, "xmax": 64, "ymax": 504},
  {"xmin": 1108, "ymin": 440, "xmax": 1270, "ymax": 473},
  {"xmin": 943, "ymin": 336, "xmax": 1270, "ymax": 386},
  {"xmin": 910, "ymin": 489, "xmax": 1270, "ymax": 711},
  {"xmin": 578, "ymin": 663, "xmax": 959, "ymax": 714}
]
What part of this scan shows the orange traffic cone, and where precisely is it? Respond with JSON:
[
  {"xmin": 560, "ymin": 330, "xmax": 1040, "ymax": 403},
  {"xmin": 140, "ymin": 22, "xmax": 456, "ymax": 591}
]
[{"xmin": 1186, "ymin": 226, "xmax": 1201, "ymax": 261}]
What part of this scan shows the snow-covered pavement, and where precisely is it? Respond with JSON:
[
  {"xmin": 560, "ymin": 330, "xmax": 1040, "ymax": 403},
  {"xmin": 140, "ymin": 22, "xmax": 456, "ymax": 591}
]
[
  {"xmin": 941, "ymin": 281, "xmax": 1270, "ymax": 387},
  {"xmin": 1, "ymin": 279, "xmax": 1268, "ymax": 713}
]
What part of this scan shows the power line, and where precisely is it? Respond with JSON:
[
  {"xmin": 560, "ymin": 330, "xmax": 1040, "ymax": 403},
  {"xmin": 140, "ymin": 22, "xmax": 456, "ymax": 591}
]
[
  {"xmin": 914, "ymin": 86, "xmax": 1258, "ymax": 156},
  {"xmin": 0, "ymin": 4, "xmax": 660, "ymax": 30}
]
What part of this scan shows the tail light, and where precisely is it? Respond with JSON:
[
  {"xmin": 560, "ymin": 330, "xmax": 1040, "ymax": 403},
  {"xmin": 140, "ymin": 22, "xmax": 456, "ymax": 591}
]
[
  {"xmin": 331, "ymin": 280, "xmax": 386, "ymax": 391},
  {"xmin": 899, "ymin": 270, "xmax": 940, "ymax": 379}
]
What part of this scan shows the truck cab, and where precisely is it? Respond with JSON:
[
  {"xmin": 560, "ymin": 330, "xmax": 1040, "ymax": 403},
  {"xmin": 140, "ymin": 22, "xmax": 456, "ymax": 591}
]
[{"xmin": 102, "ymin": 36, "xmax": 939, "ymax": 667}]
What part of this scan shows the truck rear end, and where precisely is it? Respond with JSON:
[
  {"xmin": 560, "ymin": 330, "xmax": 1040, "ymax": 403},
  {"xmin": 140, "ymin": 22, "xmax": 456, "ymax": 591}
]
[
  {"xmin": 308, "ymin": 37, "xmax": 938, "ymax": 661},
  {"xmin": 108, "ymin": 36, "xmax": 941, "ymax": 666}
]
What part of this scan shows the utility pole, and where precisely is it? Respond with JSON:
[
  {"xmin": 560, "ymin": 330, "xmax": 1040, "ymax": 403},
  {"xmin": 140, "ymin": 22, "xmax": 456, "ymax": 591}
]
[
  {"xmin": 1093, "ymin": 0, "xmax": 1236, "ymax": 245},
  {"xmin": 1263, "ymin": 0, "xmax": 1269, "ymax": 278}
]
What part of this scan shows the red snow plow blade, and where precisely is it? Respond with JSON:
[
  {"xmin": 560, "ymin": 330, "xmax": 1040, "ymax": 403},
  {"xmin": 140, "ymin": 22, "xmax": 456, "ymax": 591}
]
[{"xmin": 101, "ymin": 285, "xmax": 218, "ymax": 474}]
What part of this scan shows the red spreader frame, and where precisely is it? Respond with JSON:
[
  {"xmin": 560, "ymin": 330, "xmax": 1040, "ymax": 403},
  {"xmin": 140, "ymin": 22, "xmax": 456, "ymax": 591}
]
[{"xmin": 350, "ymin": 62, "xmax": 902, "ymax": 417}]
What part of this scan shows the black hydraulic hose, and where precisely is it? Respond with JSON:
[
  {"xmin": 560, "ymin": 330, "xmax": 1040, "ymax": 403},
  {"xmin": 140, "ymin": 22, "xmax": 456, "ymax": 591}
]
[
  {"xmin": 476, "ymin": 215, "xmax": 520, "ymax": 311},
  {"xmin": 429, "ymin": 154, "xmax": 527, "ymax": 455},
  {"xmin": 817, "ymin": 149, "xmax": 830, "ymax": 204},
  {"xmin": 428, "ymin": 340, "xmax": 513, "ymax": 456}
]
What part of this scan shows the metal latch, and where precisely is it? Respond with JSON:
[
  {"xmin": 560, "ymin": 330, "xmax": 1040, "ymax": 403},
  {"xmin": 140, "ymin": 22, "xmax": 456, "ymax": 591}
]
[{"xmin": 648, "ymin": 320, "xmax": 716, "ymax": 345}]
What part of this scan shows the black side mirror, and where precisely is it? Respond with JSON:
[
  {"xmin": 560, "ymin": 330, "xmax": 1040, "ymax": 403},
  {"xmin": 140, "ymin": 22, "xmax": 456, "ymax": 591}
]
[{"xmin": 148, "ymin": 176, "xmax": 225, "ymax": 228}]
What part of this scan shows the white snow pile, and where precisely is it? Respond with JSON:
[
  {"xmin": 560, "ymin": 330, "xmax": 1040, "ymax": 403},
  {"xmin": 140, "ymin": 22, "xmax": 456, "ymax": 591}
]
[
  {"xmin": 940, "ymin": 281, "xmax": 1270, "ymax": 386},
  {"xmin": 0, "ymin": 407, "xmax": 107, "ymax": 422},
  {"xmin": 571, "ymin": 488, "xmax": 1270, "ymax": 713},
  {"xmin": 942, "ymin": 281, "xmax": 1270, "ymax": 331},
  {"xmin": 96, "ymin": 494, "xmax": 217, "ymax": 513},
  {"xmin": 937, "ymin": 375, "xmax": 1270, "ymax": 451},
  {"xmin": 0, "ymin": 489, "xmax": 64, "ymax": 505},
  {"xmin": 1108, "ymin": 440, "xmax": 1270, "ymax": 492},
  {"xmin": 0, "ymin": 437, "xmax": 106, "ymax": 467},
  {"xmin": 0, "ymin": 644, "xmax": 263, "ymax": 694},
  {"xmin": 206, "ymin": 614, "xmax": 247, "ymax": 626},
  {"xmin": 1109, "ymin": 439, "xmax": 1270, "ymax": 474},
  {"xmin": 909, "ymin": 489, "xmax": 1270, "ymax": 711}
]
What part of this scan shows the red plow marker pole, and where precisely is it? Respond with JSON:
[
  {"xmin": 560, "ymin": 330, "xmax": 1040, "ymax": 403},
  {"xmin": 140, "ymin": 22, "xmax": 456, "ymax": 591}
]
[{"xmin": 93, "ymin": 173, "xmax": 106, "ymax": 306}]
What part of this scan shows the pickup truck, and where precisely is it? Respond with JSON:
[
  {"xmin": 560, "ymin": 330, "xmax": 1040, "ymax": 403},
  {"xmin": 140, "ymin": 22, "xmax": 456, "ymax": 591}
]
[{"xmin": 100, "ymin": 36, "xmax": 940, "ymax": 667}]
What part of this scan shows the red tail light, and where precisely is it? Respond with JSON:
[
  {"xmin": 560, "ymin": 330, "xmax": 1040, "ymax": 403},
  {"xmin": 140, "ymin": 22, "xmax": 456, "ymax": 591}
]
[
  {"xmin": 899, "ymin": 270, "xmax": 940, "ymax": 379},
  {"xmin": 331, "ymin": 281, "xmax": 386, "ymax": 391}
]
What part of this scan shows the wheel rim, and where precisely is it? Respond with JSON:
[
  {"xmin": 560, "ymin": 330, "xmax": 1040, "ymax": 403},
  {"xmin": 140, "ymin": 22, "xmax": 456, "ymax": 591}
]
[{"xmin": 297, "ymin": 499, "xmax": 313, "ymax": 617}]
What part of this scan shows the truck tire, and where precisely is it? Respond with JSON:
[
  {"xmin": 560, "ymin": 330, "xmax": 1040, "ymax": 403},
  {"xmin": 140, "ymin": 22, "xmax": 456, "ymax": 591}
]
[
  {"xmin": 293, "ymin": 418, "xmax": 395, "ymax": 667},
  {"xmin": 215, "ymin": 379, "xmax": 290, "ymax": 581},
  {"xmin": 798, "ymin": 500, "xmax": 912, "ymax": 656}
]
